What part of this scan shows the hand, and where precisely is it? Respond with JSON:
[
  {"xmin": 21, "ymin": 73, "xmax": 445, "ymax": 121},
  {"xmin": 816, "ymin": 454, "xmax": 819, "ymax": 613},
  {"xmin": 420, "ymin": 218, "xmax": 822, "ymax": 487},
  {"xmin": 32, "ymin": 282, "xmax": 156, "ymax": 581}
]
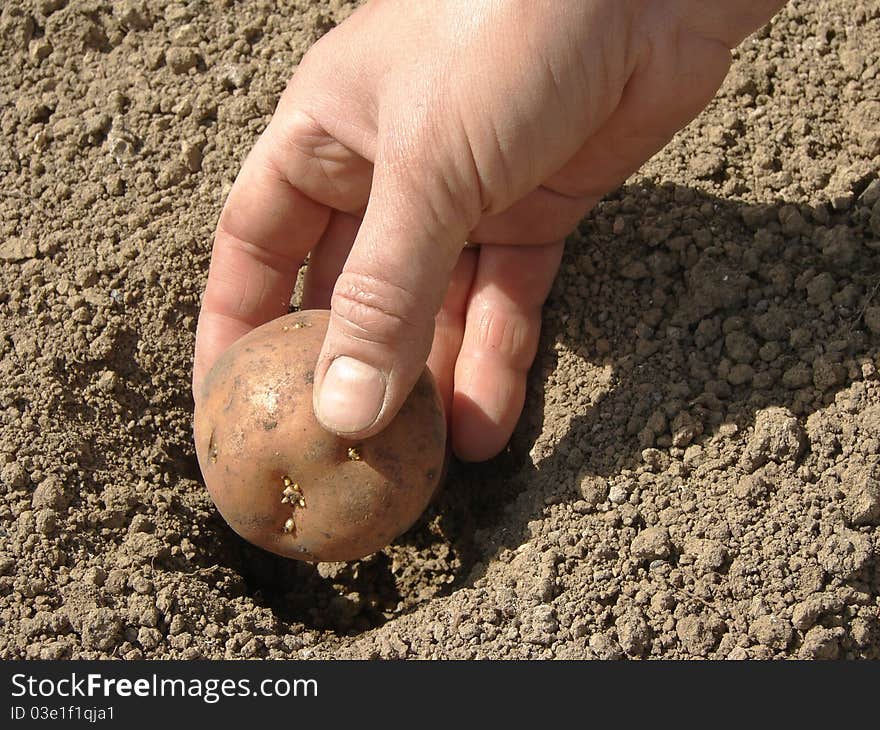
[{"xmin": 193, "ymin": 0, "xmax": 786, "ymax": 461}]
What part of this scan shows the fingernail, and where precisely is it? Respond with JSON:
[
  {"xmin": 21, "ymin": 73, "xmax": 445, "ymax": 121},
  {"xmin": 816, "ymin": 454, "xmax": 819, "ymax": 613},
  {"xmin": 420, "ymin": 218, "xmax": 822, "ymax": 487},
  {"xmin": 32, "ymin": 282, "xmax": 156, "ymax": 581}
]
[{"xmin": 316, "ymin": 356, "xmax": 385, "ymax": 433}]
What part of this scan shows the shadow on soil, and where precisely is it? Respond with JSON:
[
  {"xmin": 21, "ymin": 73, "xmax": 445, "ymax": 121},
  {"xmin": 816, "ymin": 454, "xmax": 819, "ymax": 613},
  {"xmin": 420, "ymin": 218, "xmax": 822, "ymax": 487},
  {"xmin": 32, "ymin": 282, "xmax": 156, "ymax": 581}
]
[{"xmin": 200, "ymin": 177, "xmax": 880, "ymax": 635}]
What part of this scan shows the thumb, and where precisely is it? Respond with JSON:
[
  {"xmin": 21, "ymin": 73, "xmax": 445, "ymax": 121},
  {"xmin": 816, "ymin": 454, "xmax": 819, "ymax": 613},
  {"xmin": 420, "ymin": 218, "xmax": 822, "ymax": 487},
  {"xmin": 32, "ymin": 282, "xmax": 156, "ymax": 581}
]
[{"xmin": 313, "ymin": 152, "xmax": 476, "ymax": 438}]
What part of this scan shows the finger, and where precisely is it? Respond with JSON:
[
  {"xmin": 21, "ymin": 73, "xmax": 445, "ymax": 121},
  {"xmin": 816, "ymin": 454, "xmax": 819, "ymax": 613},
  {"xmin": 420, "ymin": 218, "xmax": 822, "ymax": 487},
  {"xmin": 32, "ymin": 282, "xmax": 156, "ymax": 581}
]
[
  {"xmin": 312, "ymin": 144, "xmax": 480, "ymax": 438},
  {"xmin": 471, "ymin": 185, "xmax": 597, "ymax": 246},
  {"xmin": 452, "ymin": 241, "xmax": 563, "ymax": 462},
  {"xmin": 193, "ymin": 126, "xmax": 331, "ymax": 399},
  {"xmin": 193, "ymin": 89, "xmax": 374, "ymax": 398},
  {"xmin": 426, "ymin": 248, "xmax": 478, "ymax": 419},
  {"xmin": 301, "ymin": 211, "xmax": 361, "ymax": 310}
]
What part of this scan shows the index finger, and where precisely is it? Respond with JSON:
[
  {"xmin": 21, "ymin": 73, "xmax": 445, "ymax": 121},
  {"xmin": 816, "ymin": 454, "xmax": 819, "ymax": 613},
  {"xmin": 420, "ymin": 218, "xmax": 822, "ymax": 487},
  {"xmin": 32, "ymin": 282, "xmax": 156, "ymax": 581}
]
[{"xmin": 192, "ymin": 126, "xmax": 331, "ymax": 399}]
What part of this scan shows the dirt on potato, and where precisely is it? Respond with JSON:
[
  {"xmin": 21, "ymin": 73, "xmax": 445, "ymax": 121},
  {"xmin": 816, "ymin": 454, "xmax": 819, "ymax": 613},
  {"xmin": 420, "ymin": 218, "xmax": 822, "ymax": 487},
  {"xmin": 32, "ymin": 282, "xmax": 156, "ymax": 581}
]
[
  {"xmin": 195, "ymin": 310, "xmax": 446, "ymax": 563},
  {"xmin": 0, "ymin": 0, "xmax": 878, "ymax": 659}
]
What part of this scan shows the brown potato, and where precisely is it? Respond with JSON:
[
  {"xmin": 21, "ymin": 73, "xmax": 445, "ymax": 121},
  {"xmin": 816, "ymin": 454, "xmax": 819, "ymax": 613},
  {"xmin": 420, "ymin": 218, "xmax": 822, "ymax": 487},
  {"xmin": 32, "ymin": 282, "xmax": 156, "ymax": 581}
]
[{"xmin": 193, "ymin": 310, "xmax": 447, "ymax": 562}]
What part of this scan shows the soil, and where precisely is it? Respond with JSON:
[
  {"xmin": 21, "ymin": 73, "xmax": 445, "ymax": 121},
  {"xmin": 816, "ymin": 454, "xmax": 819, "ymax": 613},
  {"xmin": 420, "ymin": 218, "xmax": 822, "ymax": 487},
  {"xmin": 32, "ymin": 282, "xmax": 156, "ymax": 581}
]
[{"xmin": 1, "ymin": 0, "xmax": 879, "ymax": 660}]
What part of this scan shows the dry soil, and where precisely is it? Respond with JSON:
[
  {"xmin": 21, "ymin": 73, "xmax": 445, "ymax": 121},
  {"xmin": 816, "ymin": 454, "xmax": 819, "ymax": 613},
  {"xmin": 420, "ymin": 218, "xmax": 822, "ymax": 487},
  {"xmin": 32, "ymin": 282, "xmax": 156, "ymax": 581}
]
[{"xmin": 0, "ymin": 0, "xmax": 879, "ymax": 659}]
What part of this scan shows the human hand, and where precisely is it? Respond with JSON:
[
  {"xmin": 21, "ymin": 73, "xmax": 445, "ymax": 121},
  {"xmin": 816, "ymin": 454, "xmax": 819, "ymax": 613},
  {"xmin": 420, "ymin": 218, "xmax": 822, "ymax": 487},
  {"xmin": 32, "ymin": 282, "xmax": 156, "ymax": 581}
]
[{"xmin": 193, "ymin": 0, "xmax": 786, "ymax": 461}]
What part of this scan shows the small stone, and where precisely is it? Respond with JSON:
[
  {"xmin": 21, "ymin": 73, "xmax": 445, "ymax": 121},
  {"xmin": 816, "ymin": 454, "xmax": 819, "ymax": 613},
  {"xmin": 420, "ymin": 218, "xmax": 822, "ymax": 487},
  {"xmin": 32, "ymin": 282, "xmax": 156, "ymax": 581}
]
[
  {"xmin": 89, "ymin": 332, "xmax": 116, "ymax": 361},
  {"xmin": 0, "ymin": 238, "xmax": 38, "ymax": 262},
  {"xmin": 608, "ymin": 483, "xmax": 628, "ymax": 504},
  {"xmin": 817, "ymin": 529, "xmax": 872, "ymax": 579},
  {"xmin": 105, "ymin": 175, "xmax": 125, "ymax": 196},
  {"xmin": 580, "ymin": 476, "xmax": 608, "ymax": 509},
  {"xmin": 84, "ymin": 566, "xmax": 107, "ymax": 587},
  {"xmin": 778, "ymin": 205, "xmax": 808, "ymax": 237},
  {"xmin": 157, "ymin": 161, "xmax": 188, "ymax": 189},
  {"xmin": 1, "ymin": 463, "xmax": 27, "ymax": 492},
  {"xmin": 28, "ymin": 38, "xmax": 52, "ymax": 63},
  {"xmin": 791, "ymin": 594, "xmax": 844, "ymax": 631},
  {"xmin": 631, "ymin": 526, "xmax": 672, "ymax": 562},
  {"xmin": 782, "ymin": 361, "xmax": 812, "ymax": 389},
  {"xmin": 107, "ymin": 127, "xmax": 140, "ymax": 166},
  {"xmin": 676, "ymin": 615, "xmax": 719, "ymax": 657},
  {"xmin": 169, "ymin": 615, "xmax": 187, "ymax": 636},
  {"xmin": 849, "ymin": 617, "xmax": 874, "ymax": 649},
  {"xmin": 129, "ymin": 514, "xmax": 155, "ymax": 534},
  {"xmin": 683, "ymin": 538, "xmax": 727, "ymax": 570},
  {"xmin": 588, "ymin": 632, "xmax": 623, "ymax": 660},
  {"xmin": 725, "ymin": 331, "xmax": 758, "ymax": 364},
  {"xmin": 171, "ymin": 23, "xmax": 201, "ymax": 46},
  {"xmin": 166, "ymin": 46, "xmax": 200, "ymax": 74},
  {"xmin": 864, "ymin": 306, "xmax": 880, "ymax": 335},
  {"xmin": 35, "ymin": 509, "xmax": 56, "ymax": 535},
  {"xmin": 37, "ymin": 0, "xmax": 66, "ymax": 14},
  {"xmin": 129, "ymin": 574, "xmax": 154, "ymax": 595},
  {"xmin": 22, "ymin": 610, "xmax": 70, "ymax": 638},
  {"xmin": 81, "ymin": 608, "xmax": 124, "ymax": 651},
  {"xmin": 96, "ymin": 370, "xmax": 119, "ymax": 392},
  {"xmin": 692, "ymin": 151, "xmax": 724, "ymax": 179},
  {"xmin": 137, "ymin": 627, "xmax": 162, "ymax": 651},
  {"xmin": 806, "ymin": 272, "xmax": 836, "ymax": 305},
  {"xmin": 572, "ymin": 500, "xmax": 591, "ymax": 514},
  {"xmin": 744, "ymin": 406, "xmax": 806, "ymax": 468},
  {"xmin": 727, "ymin": 363, "xmax": 754, "ymax": 386},
  {"xmin": 798, "ymin": 626, "xmax": 841, "ymax": 660},
  {"xmin": 115, "ymin": 0, "xmax": 151, "ymax": 30},
  {"xmin": 180, "ymin": 140, "xmax": 203, "ymax": 173},
  {"xmin": 748, "ymin": 615, "xmax": 793, "ymax": 651},
  {"xmin": 82, "ymin": 112, "xmax": 111, "ymax": 146},
  {"xmin": 812, "ymin": 356, "xmax": 846, "ymax": 392},
  {"xmin": 32, "ymin": 475, "xmax": 68, "ymax": 510},
  {"xmin": 220, "ymin": 64, "xmax": 253, "ymax": 90},
  {"xmin": 741, "ymin": 204, "xmax": 775, "ymax": 229},
  {"xmin": 670, "ymin": 412, "xmax": 701, "ymax": 448},
  {"xmin": 641, "ymin": 448, "xmax": 663, "ymax": 471},
  {"xmin": 733, "ymin": 472, "xmax": 770, "ymax": 502},
  {"xmin": 124, "ymin": 532, "xmax": 169, "ymax": 563},
  {"xmin": 615, "ymin": 610, "xmax": 651, "ymax": 657},
  {"xmin": 38, "ymin": 641, "xmax": 72, "ymax": 660},
  {"xmin": 841, "ymin": 469, "xmax": 880, "ymax": 526},
  {"xmin": 105, "ymin": 569, "xmax": 129, "ymax": 595}
]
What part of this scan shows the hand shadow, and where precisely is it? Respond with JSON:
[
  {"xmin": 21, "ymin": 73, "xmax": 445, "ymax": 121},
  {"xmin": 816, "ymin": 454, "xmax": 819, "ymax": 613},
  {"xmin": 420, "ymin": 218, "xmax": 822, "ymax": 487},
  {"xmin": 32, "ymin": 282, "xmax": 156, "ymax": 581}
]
[{"xmin": 202, "ymin": 176, "xmax": 879, "ymax": 643}]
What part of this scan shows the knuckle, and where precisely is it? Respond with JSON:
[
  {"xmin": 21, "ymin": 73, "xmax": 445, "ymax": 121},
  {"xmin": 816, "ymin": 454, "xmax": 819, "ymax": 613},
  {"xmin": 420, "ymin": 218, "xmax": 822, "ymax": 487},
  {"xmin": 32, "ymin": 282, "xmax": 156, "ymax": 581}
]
[
  {"xmin": 381, "ymin": 114, "xmax": 484, "ymax": 235},
  {"xmin": 471, "ymin": 306, "xmax": 540, "ymax": 372},
  {"xmin": 535, "ymin": 193, "xmax": 593, "ymax": 243},
  {"xmin": 521, "ymin": 210, "xmax": 582, "ymax": 246},
  {"xmin": 275, "ymin": 107, "xmax": 328, "ymax": 157},
  {"xmin": 330, "ymin": 272, "xmax": 428, "ymax": 348}
]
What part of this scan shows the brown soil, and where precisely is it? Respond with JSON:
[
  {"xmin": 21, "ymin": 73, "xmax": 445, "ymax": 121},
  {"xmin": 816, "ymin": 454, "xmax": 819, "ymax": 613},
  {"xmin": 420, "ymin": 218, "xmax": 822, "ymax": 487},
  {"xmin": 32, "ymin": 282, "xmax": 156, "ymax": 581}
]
[{"xmin": 1, "ymin": 0, "xmax": 878, "ymax": 660}]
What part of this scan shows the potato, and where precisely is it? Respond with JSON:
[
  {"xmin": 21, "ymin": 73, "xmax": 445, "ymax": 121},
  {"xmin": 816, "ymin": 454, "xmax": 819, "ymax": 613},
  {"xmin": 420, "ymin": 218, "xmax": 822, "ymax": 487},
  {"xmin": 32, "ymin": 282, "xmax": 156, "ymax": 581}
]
[{"xmin": 194, "ymin": 310, "xmax": 446, "ymax": 562}]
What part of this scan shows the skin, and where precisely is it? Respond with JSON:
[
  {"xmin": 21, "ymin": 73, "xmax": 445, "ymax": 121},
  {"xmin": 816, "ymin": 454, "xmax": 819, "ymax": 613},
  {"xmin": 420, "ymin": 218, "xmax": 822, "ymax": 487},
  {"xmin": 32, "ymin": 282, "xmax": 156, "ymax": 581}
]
[{"xmin": 193, "ymin": 0, "xmax": 788, "ymax": 462}]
